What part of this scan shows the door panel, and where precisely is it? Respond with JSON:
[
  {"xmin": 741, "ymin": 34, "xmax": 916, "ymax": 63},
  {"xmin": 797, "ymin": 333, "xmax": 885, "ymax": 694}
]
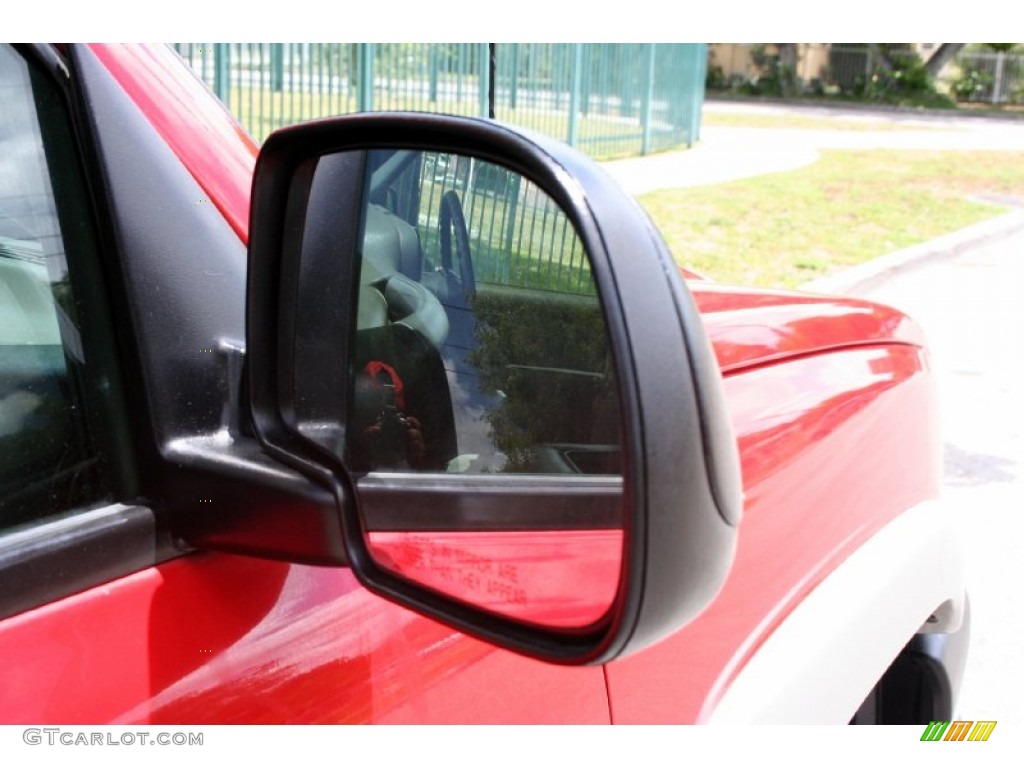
[{"xmin": 0, "ymin": 551, "xmax": 610, "ymax": 724}]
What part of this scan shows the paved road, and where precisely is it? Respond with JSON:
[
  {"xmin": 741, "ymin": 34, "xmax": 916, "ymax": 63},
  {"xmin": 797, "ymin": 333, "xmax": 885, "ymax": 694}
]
[{"xmin": 854, "ymin": 228, "xmax": 1024, "ymax": 723}]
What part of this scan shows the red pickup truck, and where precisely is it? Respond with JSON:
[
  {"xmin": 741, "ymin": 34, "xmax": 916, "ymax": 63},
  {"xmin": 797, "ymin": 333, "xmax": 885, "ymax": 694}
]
[{"xmin": 0, "ymin": 43, "xmax": 968, "ymax": 724}]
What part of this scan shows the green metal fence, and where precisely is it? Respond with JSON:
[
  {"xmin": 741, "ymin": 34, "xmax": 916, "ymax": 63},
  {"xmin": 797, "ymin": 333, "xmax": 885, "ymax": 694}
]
[
  {"xmin": 172, "ymin": 43, "xmax": 706, "ymax": 159},
  {"xmin": 417, "ymin": 151, "xmax": 593, "ymax": 294}
]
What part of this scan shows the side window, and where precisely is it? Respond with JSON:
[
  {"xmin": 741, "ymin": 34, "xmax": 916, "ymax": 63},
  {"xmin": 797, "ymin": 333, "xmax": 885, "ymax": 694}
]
[
  {"xmin": 0, "ymin": 46, "xmax": 110, "ymax": 531},
  {"xmin": 347, "ymin": 150, "xmax": 621, "ymax": 476}
]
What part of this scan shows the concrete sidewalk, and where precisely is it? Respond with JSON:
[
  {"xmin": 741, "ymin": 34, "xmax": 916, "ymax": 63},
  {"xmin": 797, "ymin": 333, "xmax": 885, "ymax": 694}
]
[
  {"xmin": 602, "ymin": 101, "xmax": 1024, "ymax": 196},
  {"xmin": 601, "ymin": 128, "xmax": 821, "ymax": 195},
  {"xmin": 599, "ymin": 101, "xmax": 1024, "ymax": 291}
]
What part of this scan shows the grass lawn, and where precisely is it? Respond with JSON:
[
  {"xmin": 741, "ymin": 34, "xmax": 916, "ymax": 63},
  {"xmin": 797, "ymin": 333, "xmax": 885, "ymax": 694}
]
[{"xmin": 638, "ymin": 149, "xmax": 1024, "ymax": 289}]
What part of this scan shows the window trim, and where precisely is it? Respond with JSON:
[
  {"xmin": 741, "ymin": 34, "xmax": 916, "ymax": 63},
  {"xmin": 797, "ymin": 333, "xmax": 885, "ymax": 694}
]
[
  {"xmin": 0, "ymin": 44, "xmax": 175, "ymax": 618},
  {"xmin": 0, "ymin": 503, "xmax": 179, "ymax": 621}
]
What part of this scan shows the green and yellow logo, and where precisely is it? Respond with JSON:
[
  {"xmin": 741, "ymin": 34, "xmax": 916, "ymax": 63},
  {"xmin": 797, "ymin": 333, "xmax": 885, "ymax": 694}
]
[{"xmin": 921, "ymin": 720, "xmax": 997, "ymax": 741}]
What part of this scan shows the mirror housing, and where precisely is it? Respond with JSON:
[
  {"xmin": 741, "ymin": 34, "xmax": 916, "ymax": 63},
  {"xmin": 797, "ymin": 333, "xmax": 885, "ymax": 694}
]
[{"xmin": 244, "ymin": 113, "xmax": 742, "ymax": 664}]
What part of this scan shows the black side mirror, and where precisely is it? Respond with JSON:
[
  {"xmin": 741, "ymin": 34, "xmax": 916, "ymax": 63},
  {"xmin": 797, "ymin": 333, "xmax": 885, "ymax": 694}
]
[{"xmin": 244, "ymin": 113, "xmax": 742, "ymax": 664}]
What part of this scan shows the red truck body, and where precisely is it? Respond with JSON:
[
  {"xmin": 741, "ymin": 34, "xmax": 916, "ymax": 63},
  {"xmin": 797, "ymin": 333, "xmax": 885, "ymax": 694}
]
[{"xmin": 0, "ymin": 44, "xmax": 965, "ymax": 724}]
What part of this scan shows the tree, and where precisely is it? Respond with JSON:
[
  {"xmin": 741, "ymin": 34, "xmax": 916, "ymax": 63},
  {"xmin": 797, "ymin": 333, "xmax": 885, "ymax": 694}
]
[
  {"xmin": 775, "ymin": 44, "xmax": 799, "ymax": 97},
  {"xmin": 924, "ymin": 44, "xmax": 966, "ymax": 77}
]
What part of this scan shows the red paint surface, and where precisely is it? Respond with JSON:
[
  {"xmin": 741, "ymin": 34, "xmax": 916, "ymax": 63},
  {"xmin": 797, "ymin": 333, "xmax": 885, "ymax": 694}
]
[
  {"xmin": 690, "ymin": 281, "xmax": 926, "ymax": 374},
  {"xmin": 0, "ymin": 45, "xmax": 943, "ymax": 723},
  {"xmin": 605, "ymin": 344, "xmax": 939, "ymax": 722},
  {"xmin": 368, "ymin": 530, "xmax": 622, "ymax": 627},
  {"xmin": 0, "ymin": 554, "xmax": 609, "ymax": 724}
]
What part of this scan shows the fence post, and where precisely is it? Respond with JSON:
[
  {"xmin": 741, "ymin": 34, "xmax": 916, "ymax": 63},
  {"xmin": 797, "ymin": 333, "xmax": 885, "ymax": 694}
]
[
  {"xmin": 567, "ymin": 44, "xmax": 584, "ymax": 147},
  {"xmin": 214, "ymin": 43, "xmax": 231, "ymax": 108},
  {"xmin": 270, "ymin": 43, "xmax": 284, "ymax": 92},
  {"xmin": 358, "ymin": 43, "xmax": 375, "ymax": 112},
  {"xmin": 479, "ymin": 43, "xmax": 491, "ymax": 117},
  {"xmin": 503, "ymin": 174, "xmax": 521, "ymax": 274},
  {"xmin": 528, "ymin": 44, "xmax": 537, "ymax": 108},
  {"xmin": 581, "ymin": 45, "xmax": 591, "ymax": 116},
  {"xmin": 455, "ymin": 44, "xmax": 464, "ymax": 104},
  {"xmin": 315, "ymin": 43, "xmax": 325, "ymax": 102},
  {"xmin": 691, "ymin": 44, "xmax": 707, "ymax": 146},
  {"xmin": 509, "ymin": 43, "xmax": 518, "ymax": 110},
  {"xmin": 640, "ymin": 44, "xmax": 656, "ymax": 155},
  {"xmin": 598, "ymin": 43, "xmax": 610, "ymax": 113},
  {"xmin": 429, "ymin": 45, "xmax": 439, "ymax": 103},
  {"xmin": 620, "ymin": 46, "xmax": 634, "ymax": 117},
  {"xmin": 554, "ymin": 46, "xmax": 564, "ymax": 111},
  {"xmin": 994, "ymin": 52, "xmax": 1006, "ymax": 104}
]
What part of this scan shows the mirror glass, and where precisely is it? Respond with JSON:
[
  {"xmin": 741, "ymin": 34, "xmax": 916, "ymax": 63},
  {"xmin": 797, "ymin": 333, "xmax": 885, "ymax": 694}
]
[{"xmin": 306, "ymin": 149, "xmax": 624, "ymax": 628}]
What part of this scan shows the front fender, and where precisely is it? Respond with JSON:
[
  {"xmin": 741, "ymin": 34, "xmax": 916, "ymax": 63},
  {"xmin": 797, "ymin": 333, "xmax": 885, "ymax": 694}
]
[{"xmin": 707, "ymin": 500, "xmax": 967, "ymax": 724}]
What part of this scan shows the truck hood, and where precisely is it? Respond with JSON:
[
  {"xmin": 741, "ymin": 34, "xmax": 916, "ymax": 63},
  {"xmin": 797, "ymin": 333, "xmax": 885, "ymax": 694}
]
[{"xmin": 690, "ymin": 280, "xmax": 926, "ymax": 376}]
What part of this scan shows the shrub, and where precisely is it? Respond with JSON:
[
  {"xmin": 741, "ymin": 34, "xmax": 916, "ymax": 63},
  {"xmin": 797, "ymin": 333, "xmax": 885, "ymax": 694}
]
[
  {"xmin": 856, "ymin": 46, "xmax": 957, "ymax": 108},
  {"xmin": 950, "ymin": 65, "xmax": 995, "ymax": 102}
]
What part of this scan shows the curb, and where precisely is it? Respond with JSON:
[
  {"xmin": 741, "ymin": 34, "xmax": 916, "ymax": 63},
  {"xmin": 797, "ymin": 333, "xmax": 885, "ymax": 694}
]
[{"xmin": 800, "ymin": 208, "xmax": 1024, "ymax": 296}]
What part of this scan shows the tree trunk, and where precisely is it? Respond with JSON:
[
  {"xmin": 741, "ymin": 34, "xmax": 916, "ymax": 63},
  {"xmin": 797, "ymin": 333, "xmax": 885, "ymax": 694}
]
[
  {"xmin": 925, "ymin": 44, "xmax": 966, "ymax": 77},
  {"xmin": 867, "ymin": 44, "xmax": 894, "ymax": 74},
  {"xmin": 776, "ymin": 44, "xmax": 798, "ymax": 96}
]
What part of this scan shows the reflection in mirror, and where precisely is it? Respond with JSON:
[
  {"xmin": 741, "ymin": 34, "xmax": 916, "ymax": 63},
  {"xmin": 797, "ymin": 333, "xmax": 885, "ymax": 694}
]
[
  {"xmin": 307, "ymin": 149, "xmax": 625, "ymax": 628},
  {"xmin": 345, "ymin": 150, "xmax": 622, "ymax": 478}
]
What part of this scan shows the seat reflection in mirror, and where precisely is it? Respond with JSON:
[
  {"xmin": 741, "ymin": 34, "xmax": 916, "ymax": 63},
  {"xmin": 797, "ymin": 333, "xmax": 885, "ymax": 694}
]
[{"xmin": 346, "ymin": 149, "xmax": 622, "ymax": 478}]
